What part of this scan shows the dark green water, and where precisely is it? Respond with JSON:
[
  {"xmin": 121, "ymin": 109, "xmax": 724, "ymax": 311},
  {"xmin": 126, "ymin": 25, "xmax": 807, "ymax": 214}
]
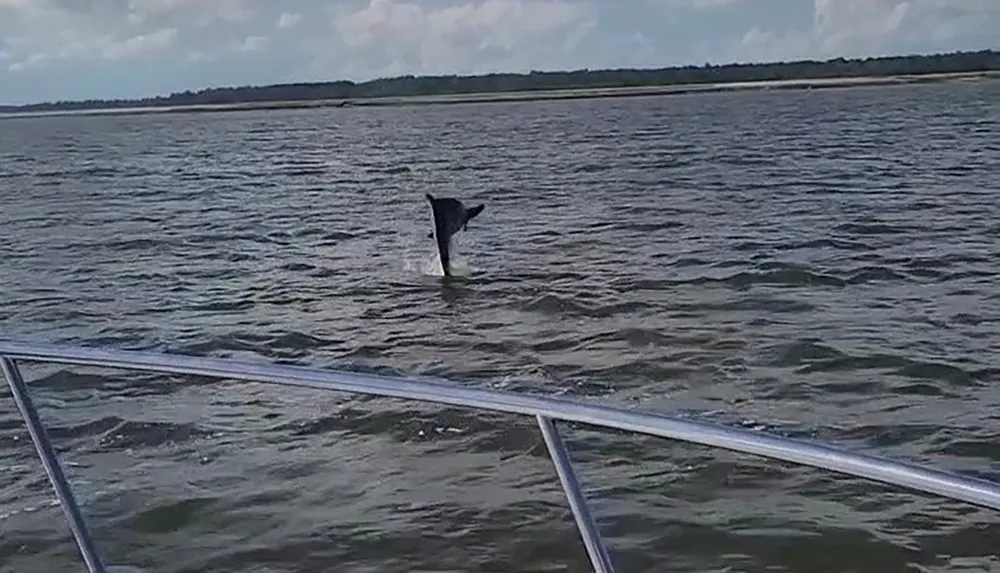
[{"xmin": 1, "ymin": 80, "xmax": 1000, "ymax": 572}]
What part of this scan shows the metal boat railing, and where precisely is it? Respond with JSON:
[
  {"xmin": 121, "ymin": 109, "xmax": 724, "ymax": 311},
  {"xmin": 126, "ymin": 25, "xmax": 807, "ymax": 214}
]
[{"xmin": 2, "ymin": 340, "xmax": 1000, "ymax": 573}]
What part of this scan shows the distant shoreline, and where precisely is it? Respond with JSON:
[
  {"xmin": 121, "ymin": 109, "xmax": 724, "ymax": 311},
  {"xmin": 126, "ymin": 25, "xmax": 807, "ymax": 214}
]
[{"xmin": 2, "ymin": 69, "xmax": 998, "ymax": 120}]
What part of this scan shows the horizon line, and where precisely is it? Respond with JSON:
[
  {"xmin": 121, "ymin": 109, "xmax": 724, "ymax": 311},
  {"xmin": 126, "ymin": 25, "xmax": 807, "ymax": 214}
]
[{"xmin": 3, "ymin": 47, "xmax": 997, "ymax": 109}]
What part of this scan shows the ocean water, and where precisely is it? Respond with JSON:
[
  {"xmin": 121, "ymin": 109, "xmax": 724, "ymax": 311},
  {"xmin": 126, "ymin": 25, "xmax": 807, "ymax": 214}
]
[{"xmin": 1, "ymin": 80, "xmax": 1000, "ymax": 572}]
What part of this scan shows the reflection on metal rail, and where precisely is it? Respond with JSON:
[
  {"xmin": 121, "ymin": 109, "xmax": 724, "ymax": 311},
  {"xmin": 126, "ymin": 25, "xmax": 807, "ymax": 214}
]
[{"xmin": 3, "ymin": 340, "xmax": 1000, "ymax": 573}]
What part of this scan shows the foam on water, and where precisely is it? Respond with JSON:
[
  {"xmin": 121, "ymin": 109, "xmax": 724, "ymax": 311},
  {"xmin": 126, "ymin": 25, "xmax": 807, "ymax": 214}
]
[
  {"xmin": 404, "ymin": 248, "xmax": 474, "ymax": 278},
  {"xmin": 404, "ymin": 233, "xmax": 475, "ymax": 277}
]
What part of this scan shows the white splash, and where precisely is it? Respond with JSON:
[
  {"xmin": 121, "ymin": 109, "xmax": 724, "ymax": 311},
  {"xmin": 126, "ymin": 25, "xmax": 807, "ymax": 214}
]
[{"xmin": 404, "ymin": 236, "xmax": 475, "ymax": 277}]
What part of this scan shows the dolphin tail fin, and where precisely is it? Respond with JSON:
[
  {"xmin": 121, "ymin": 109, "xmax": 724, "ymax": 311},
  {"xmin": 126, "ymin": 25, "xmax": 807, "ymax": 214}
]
[
  {"xmin": 425, "ymin": 193, "xmax": 436, "ymax": 203},
  {"xmin": 466, "ymin": 204, "xmax": 485, "ymax": 223},
  {"xmin": 462, "ymin": 204, "xmax": 484, "ymax": 231}
]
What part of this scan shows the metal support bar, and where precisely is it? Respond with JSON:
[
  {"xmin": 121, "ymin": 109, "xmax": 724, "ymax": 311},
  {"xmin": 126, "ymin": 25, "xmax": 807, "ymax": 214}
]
[
  {"xmin": 3, "ymin": 341, "xmax": 1000, "ymax": 512},
  {"xmin": 1, "ymin": 357, "xmax": 108, "ymax": 573},
  {"xmin": 4, "ymin": 340, "xmax": 1000, "ymax": 573},
  {"xmin": 537, "ymin": 415, "xmax": 616, "ymax": 573}
]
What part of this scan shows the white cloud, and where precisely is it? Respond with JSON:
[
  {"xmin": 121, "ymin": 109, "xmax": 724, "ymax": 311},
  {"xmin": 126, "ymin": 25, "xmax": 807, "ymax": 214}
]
[
  {"xmin": 127, "ymin": 0, "xmax": 254, "ymax": 27},
  {"xmin": 735, "ymin": 26, "xmax": 813, "ymax": 64},
  {"xmin": 653, "ymin": 0, "xmax": 741, "ymax": 9},
  {"xmin": 8, "ymin": 53, "xmax": 45, "ymax": 72},
  {"xmin": 318, "ymin": 0, "xmax": 596, "ymax": 79},
  {"xmin": 0, "ymin": 0, "xmax": 257, "ymax": 72},
  {"xmin": 236, "ymin": 35, "xmax": 269, "ymax": 53},
  {"xmin": 814, "ymin": 0, "xmax": 912, "ymax": 55},
  {"xmin": 276, "ymin": 12, "xmax": 301, "ymax": 29},
  {"xmin": 102, "ymin": 27, "xmax": 177, "ymax": 60},
  {"xmin": 0, "ymin": 0, "xmax": 996, "ymax": 103},
  {"xmin": 729, "ymin": 0, "xmax": 1000, "ymax": 62},
  {"xmin": 816, "ymin": 0, "xmax": 999, "ymax": 55},
  {"xmin": 693, "ymin": 0, "xmax": 738, "ymax": 7}
]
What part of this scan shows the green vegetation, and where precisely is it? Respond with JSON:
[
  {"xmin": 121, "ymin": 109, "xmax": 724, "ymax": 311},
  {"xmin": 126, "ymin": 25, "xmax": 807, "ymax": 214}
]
[{"xmin": 2, "ymin": 49, "xmax": 998, "ymax": 115}]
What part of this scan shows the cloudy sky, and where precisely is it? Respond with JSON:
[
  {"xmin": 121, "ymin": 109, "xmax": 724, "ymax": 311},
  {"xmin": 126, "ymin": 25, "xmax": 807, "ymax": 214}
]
[{"xmin": 0, "ymin": 0, "xmax": 997, "ymax": 105}]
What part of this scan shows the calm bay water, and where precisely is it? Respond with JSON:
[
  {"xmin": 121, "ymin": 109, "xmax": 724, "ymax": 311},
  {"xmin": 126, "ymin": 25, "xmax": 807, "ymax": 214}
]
[{"xmin": 1, "ymin": 81, "xmax": 1000, "ymax": 573}]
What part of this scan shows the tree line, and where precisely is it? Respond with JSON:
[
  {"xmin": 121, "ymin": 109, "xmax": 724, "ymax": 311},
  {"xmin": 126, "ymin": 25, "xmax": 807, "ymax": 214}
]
[{"xmin": 3, "ymin": 49, "xmax": 998, "ymax": 113}]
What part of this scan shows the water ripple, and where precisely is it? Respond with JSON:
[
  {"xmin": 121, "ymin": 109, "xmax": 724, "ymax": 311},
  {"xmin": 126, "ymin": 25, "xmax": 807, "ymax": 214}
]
[{"xmin": 1, "ymin": 81, "xmax": 1000, "ymax": 572}]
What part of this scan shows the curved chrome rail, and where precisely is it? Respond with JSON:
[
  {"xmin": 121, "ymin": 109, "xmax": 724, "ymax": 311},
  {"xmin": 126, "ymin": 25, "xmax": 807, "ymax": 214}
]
[{"xmin": 2, "ymin": 340, "xmax": 1000, "ymax": 573}]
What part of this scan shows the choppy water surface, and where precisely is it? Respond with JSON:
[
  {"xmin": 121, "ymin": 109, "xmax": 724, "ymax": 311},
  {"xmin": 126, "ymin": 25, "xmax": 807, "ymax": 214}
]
[{"xmin": 2, "ymin": 81, "xmax": 1000, "ymax": 572}]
